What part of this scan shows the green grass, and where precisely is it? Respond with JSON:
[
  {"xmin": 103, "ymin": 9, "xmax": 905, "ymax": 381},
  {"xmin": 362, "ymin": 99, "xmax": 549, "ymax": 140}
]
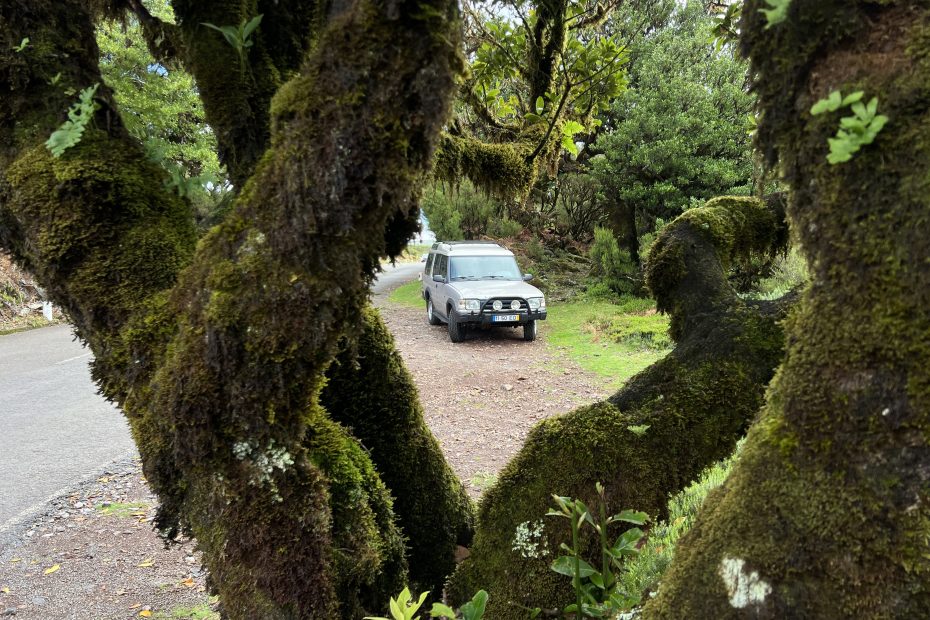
[
  {"xmin": 388, "ymin": 280, "xmax": 424, "ymax": 308},
  {"xmin": 470, "ymin": 471, "xmax": 499, "ymax": 491},
  {"xmin": 154, "ymin": 600, "xmax": 220, "ymax": 620},
  {"xmin": 542, "ymin": 296, "xmax": 671, "ymax": 389},
  {"xmin": 95, "ymin": 501, "xmax": 150, "ymax": 518}
]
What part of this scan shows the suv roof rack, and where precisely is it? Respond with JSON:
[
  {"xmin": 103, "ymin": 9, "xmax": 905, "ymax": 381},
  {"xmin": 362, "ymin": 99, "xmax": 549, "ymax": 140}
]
[{"xmin": 444, "ymin": 240, "xmax": 500, "ymax": 245}]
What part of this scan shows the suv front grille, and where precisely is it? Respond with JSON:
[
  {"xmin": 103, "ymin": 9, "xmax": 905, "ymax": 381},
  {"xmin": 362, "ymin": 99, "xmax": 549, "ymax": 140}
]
[{"xmin": 482, "ymin": 298, "xmax": 527, "ymax": 313}]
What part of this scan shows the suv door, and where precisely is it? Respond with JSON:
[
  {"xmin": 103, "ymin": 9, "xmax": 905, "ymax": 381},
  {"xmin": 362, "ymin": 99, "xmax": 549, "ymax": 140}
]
[
  {"xmin": 432, "ymin": 254, "xmax": 449, "ymax": 318},
  {"xmin": 422, "ymin": 252, "xmax": 435, "ymax": 298}
]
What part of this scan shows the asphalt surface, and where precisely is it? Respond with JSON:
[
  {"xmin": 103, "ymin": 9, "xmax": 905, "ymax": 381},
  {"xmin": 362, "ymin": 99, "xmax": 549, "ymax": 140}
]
[
  {"xmin": 0, "ymin": 261, "xmax": 423, "ymax": 534},
  {"xmin": 372, "ymin": 261, "xmax": 423, "ymax": 295},
  {"xmin": 0, "ymin": 325, "xmax": 131, "ymax": 531}
]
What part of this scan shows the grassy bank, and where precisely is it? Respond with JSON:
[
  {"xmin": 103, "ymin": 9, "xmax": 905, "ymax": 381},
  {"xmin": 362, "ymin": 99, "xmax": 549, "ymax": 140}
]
[
  {"xmin": 388, "ymin": 281, "xmax": 670, "ymax": 388},
  {"xmin": 542, "ymin": 295, "xmax": 670, "ymax": 388}
]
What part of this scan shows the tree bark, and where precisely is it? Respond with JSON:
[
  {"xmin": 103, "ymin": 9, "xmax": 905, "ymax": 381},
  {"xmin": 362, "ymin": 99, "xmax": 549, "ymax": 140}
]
[
  {"xmin": 643, "ymin": 2, "xmax": 930, "ymax": 617},
  {"xmin": 0, "ymin": 0, "xmax": 462, "ymax": 616},
  {"xmin": 447, "ymin": 196, "xmax": 793, "ymax": 618},
  {"xmin": 321, "ymin": 307, "xmax": 475, "ymax": 597}
]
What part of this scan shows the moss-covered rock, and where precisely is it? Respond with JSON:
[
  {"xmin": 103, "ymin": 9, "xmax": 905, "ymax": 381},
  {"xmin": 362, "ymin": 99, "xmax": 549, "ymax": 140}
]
[
  {"xmin": 448, "ymin": 196, "xmax": 791, "ymax": 617},
  {"xmin": 322, "ymin": 306, "xmax": 475, "ymax": 596},
  {"xmin": 643, "ymin": 2, "xmax": 930, "ymax": 617}
]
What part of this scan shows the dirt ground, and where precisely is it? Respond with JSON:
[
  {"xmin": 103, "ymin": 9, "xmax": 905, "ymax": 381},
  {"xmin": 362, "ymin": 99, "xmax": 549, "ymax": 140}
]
[{"xmin": 0, "ymin": 286, "xmax": 610, "ymax": 618}]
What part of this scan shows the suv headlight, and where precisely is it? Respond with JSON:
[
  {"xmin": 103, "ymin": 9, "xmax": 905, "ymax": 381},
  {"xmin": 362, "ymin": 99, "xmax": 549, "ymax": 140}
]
[
  {"xmin": 528, "ymin": 297, "xmax": 545, "ymax": 311},
  {"xmin": 458, "ymin": 299, "xmax": 481, "ymax": 312}
]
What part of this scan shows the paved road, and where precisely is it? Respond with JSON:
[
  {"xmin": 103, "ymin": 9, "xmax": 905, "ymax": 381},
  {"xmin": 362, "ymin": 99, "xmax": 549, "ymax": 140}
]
[
  {"xmin": 0, "ymin": 325, "xmax": 131, "ymax": 530},
  {"xmin": 373, "ymin": 261, "xmax": 423, "ymax": 295},
  {"xmin": 0, "ymin": 262, "xmax": 423, "ymax": 532}
]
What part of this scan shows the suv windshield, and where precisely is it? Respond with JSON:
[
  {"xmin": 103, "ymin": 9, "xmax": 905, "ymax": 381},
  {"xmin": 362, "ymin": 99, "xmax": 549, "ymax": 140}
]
[{"xmin": 449, "ymin": 255, "xmax": 522, "ymax": 281}]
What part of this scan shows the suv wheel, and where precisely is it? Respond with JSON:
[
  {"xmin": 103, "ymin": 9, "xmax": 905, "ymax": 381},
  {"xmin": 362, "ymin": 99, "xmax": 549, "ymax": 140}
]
[
  {"xmin": 523, "ymin": 320, "xmax": 537, "ymax": 342},
  {"xmin": 426, "ymin": 298, "xmax": 441, "ymax": 325},
  {"xmin": 448, "ymin": 312, "xmax": 465, "ymax": 343}
]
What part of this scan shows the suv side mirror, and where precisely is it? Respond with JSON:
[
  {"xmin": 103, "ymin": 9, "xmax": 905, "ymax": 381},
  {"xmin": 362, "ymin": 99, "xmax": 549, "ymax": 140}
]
[
  {"xmin": 433, "ymin": 274, "xmax": 446, "ymax": 283},
  {"xmin": 523, "ymin": 273, "xmax": 534, "ymax": 281}
]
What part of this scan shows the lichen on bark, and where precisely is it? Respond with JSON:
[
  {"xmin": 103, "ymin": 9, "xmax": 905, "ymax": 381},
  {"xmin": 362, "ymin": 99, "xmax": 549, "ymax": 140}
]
[
  {"xmin": 447, "ymin": 195, "xmax": 792, "ymax": 618},
  {"xmin": 643, "ymin": 2, "xmax": 930, "ymax": 617}
]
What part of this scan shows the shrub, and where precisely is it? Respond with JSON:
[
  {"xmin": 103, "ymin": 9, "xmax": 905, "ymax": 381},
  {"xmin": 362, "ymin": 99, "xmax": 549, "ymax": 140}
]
[{"xmin": 589, "ymin": 227, "xmax": 637, "ymax": 295}]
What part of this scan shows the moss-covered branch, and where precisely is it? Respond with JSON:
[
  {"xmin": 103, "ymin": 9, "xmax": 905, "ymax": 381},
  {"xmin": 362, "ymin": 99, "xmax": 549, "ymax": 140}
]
[
  {"xmin": 643, "ymin": 2, "xmax": 930, "ymax": 616},
  {"xmin": 434, "ymin": 132, "xmax": 538, "ymax": 201},
  {"xmin": 447, "ymin": 196, "xmax": 791, "ymax": 617},
  {"xmin": 169, "ymin": 0, "xmax": 323, "ymax": 187}
]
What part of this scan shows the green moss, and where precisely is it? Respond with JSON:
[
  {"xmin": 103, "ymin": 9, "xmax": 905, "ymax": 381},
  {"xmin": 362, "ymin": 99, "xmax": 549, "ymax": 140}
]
[
  {"xmin": 304, "ymin": 407, "xmax": 408, "ymax": 616},
  {"xmin": 645, "ymin": 195, "xmax": 787, "ymax": 340},
  {"xmin": 321, "ymin": 307, "xmax": 475, "ymax": 596},
  {"xmin": 434, "ymin": 133, "xmax": 537, "ymax": 202}
]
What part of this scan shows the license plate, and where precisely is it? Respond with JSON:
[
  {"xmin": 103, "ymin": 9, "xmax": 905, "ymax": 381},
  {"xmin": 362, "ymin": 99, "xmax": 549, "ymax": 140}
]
[{"xmin": 492, "ymin": 314, "xmax": 519, "ymax": 322}]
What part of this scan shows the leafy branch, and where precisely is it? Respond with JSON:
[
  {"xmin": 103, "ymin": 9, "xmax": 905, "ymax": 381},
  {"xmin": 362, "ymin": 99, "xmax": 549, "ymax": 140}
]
[
  {"xmin": 201, "ymin": 14, "xmax": 263, "ymax": 66},
  {"xmin": 45, "ymin": 84, "xmax": 99, "ymax": 158},
  {"xmin": 811, "ymin": 90, "xmax": 889, "ymax": 165}
]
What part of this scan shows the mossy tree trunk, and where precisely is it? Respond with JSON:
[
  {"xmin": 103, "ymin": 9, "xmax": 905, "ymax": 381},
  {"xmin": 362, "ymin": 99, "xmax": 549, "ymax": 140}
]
[
  {"xmin": 448, "ymin": 195, "xmax": 794, "ymax": 618},
  {"xmin": 321, "ymin": 307, "xmax": 475, "ymax": 595},
  {"xmin": 1, "ymin": 0, "xmax": 464, "ymax": 616},
  {"xmin": 643, "ymin": 2, "xmax": 930, "ymax": 617}
]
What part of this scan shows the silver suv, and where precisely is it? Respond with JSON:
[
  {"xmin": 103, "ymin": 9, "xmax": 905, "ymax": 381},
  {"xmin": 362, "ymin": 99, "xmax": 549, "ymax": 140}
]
[{"xmin": 421, "ymin": 241, "xmax": 547, "ymax": 342}]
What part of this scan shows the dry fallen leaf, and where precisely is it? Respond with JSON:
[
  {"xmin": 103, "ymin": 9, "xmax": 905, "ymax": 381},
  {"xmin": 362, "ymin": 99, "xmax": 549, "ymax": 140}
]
[
  {"xmin": 10, "ymin": 558, "xmax": 21, "ymax": 563},
  {"xmin": 139, "ymin": 611, "xmax": 152, "ymax": 618},
  {"xmin": 137, "ymin": 558, "xmax": 154, "ymax": 568},
  {"xmin": 180, "ymin": 577, "xmax": 195, "ymax": 588},
  {"xmin": 2, "ymin": 586, "xmax": 10, "ymax": 594},
  {"xmin": 129, "ymin": 602, "xmax": 142, "ymax": 609},
  {"xmin": 44, "ymin": 564, "xmax": 60, "ymax": 575}
]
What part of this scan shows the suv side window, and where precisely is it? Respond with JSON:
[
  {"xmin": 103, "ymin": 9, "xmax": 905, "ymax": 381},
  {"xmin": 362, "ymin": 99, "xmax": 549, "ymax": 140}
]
[
  {"xmin": 425, "ymin": 253, "xmax": 435, "ymax": 276},
  {"xmin": 436, "ymin": 254, "xmax": 448, "ymax": 279}
]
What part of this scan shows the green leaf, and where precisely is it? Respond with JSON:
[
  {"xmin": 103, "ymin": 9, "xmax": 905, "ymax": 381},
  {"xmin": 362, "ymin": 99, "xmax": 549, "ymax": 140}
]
[
  {"xmin": 612, "ymin": 527, "xmax": 645, "ymax": 555},
  {"xmin": 551, "ymin": 555, "xmax": 597, "ymax": 577},
  {"xmin": 561, "ymin": 120, "xmax": 585, "ymax": 137},
  {"xmin": 460, "ymin": 590, "xmax": 489, "ymax": 620},
  {"xmin": 759, "ymin": 0, "xmax": 790, "ymax": 29},
  {"xmin": 842, "ymin": 91, "xmax": 864, "ymax": 106},
  {"xmin": 13, "ymin": 37, "xmax": 29, "ymax": 52},
  {"xmin": 535, "ymin": 96, "xmax": 545, "ymax": 114},
  {"xmin": 811, "ymin": 90, "xmax": 842, "ymax": 116},
  {"xmin": 242, "ymin": 14, "xmax": 264, "ymax": 39},
  {"xmin": 612, "ymin": 510, "xmax": 648, "ymax": 525},
  {"xmin": 389, "ymin": 597, "xmax": 404, "ymax": 620},
  {"xmin": 45, "ymin": 83, "xmax": 99, "ymax": 158},
  {"xmin": 525, "ymin": 112, "xmax": 547, "ymax": 126},
  {"xmin": 589, "ymin": 572, "xmax": 605, "ymax": 589},
  {"xmin": 429, "ymin": 603, "xmax": 455, "ymax": 619}
]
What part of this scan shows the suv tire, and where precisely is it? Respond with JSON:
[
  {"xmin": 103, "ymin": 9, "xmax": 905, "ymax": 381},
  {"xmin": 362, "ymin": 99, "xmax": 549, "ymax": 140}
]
[
  {"xmin": 448, "ymin": 312, "xmax": 465, "ymax": 343},
  {"xmin": 523, "ymin": 320, "xmax": 537, "ymax": 342},
  {"xmin": 426, "ymin": 298, "xmax": 441, "ymax": 325}
]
